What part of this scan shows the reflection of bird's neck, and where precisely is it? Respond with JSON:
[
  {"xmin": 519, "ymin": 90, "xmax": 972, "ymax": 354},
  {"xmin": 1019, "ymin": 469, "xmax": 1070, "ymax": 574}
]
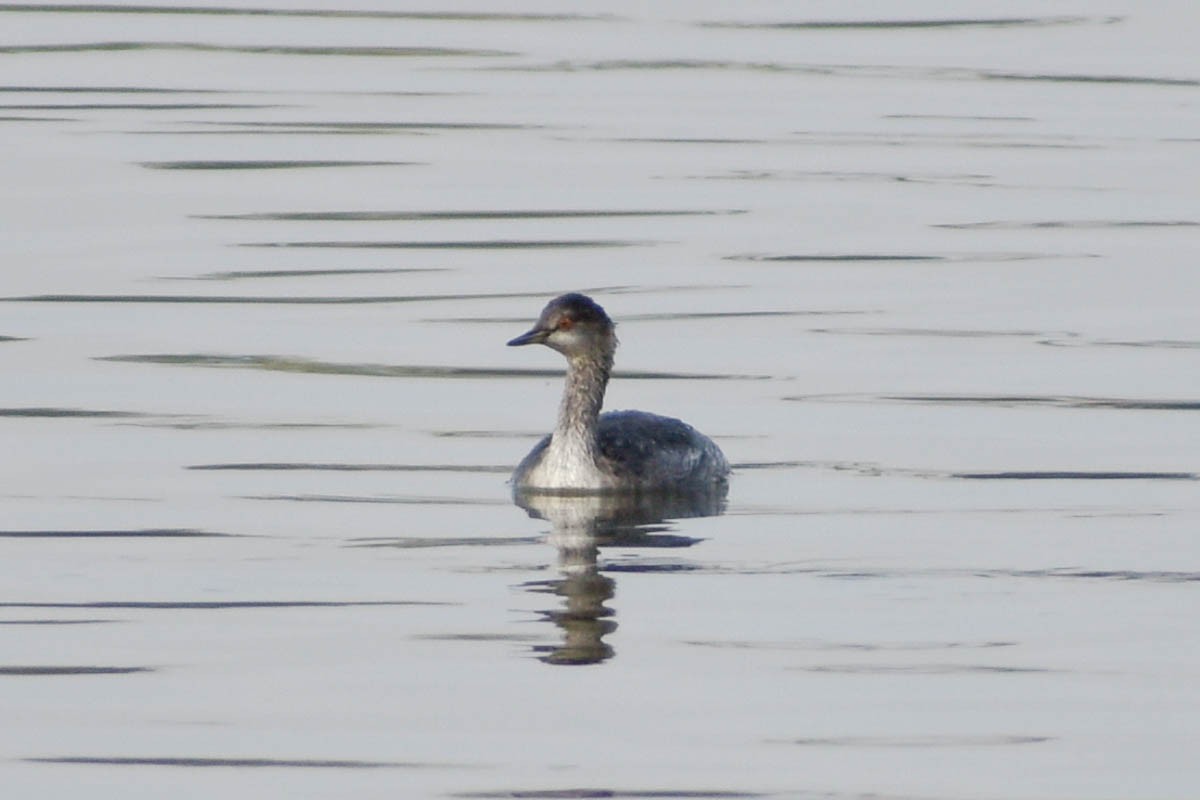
[
  {"xmin": 542, "ymin": 526, "xmax": 616, "ymax": 666},
  {"xmin": 550, "ymin": 526, "xmax": 600, "ymax": 574},
  {"xmin": 552, "ymin": 346, "xmax": 613, "ymax": 466}
]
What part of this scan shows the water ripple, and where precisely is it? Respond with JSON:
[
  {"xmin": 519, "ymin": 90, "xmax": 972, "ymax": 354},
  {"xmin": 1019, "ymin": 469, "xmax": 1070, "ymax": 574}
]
[
  {"xmin": 201, "ymin": 209, "xmax": 739, "ymax": 222},
  {"xmin": 0, "ymin": 407, "xmax": 142, "ymax": 418},
  {"xmin": 99, "ymin": 353, "xmax": 756, "ymax": 381},
  {"xmin": 195, "ymin": 120, "xmax": 541, "ymax": 133},
  {"xmin": 1071, "ymin": 339, "xmax": 1200, "ymax": 350},
  {"xmin": 8, "ymin": 289, "xmax": 551, "ymax": 305},
  {"xmin": 456, "ymin": 791, "xmax": 764, "ymax": 799},
  {"xmin": 0, "ymin": 619, "xmax": 116, "ymax": 626},
  {"xmin": 0, "ymin": 102, "xmax": 279, "ymax": 111},
  {"xmin": 0, "ymin": 84, "xmax": 221, "ymax": 94},
  {"xmin": 0, "ymin": 5, "xmax": 609, "ymax": 23},
  {"xmin": 349, "ymin": 536, "xmax": 541, "ymax": 549},
  {"xmin": 0, "ymin": 529, "xmax": 233, "ymax": 538},
  {"xmin": 140, "ymin": 160, "xmax": 416, "ymax": 170},
  {"xmin": 835, "ymin": 567, "xmax": 1200, "ymax": 584},
  {"xmin": 791, "ymin": 663, "xmax": 1054, "ymax": 675},
  {"xmin": 1, "ymin": 665, "xmax": 151, "ymax": 675},
  {"xmin": 176, "ymin": 268, "xmax": 443, "ymax": 281},
  {"xmin": 780, "ymin": 735, "xmax": 1052, "ymax": 747},
  {"xmin": 938, "ymin": 219, "xmax": 1200, "ymax": 229},
  {"xmin": 685, "ymin": 640, "xmax": 1016, "ymax": 652},
  {"xmin": 954, "ymin": 471, "xmax": 1196, "ymax": 481},
  {"xmin": 242, "ymin": 494, "xmax": 506, "ymax": 506},
  {"xmin": 729, "ymin": 251, "xmax": 1084, "ymax": 263},
  {"xmin": 241, "ymin": 239, "xmax": 647, "ymax": 250},
  {"xmin": 0, "ymin": 42, "xmax": 516, "ymax": 58},
  {"xmin": 701, "ymin": 16, "xmax": 1115, "ymax": 31},
  {"xmin": 28, "ymin": 756, "xmax": 438, "ymax": 768},
  {"xmin": 190, "ymin": 462, "xmax": 508, "ymax": 473},
  {"xmin": 790, "ymin": 393, "xmax": 1200, "ymax": 411},
  {"xmin": 0, "ymin": 600, "xmax": 444, "ymax": 610},
  {"xmin": 805, "ymin": 326, "xmax": 1057, "ymax": 340},
  {"xmin": 685, "ymin": 168, "xmax": 997, "ymax": 187},
  {"xmin": 983, "ymin": 71, "xmax": 1200, "ymax": 87},
  {"xmin": 522, "ymin": 59, "xmax": 1197, "ymax": 89}
]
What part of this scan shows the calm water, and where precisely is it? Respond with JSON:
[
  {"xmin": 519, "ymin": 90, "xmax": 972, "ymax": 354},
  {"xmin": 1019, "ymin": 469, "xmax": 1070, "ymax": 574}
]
[{"xmin": 3, "ymin": 2, "xmax": 1199, "ymax": 798}]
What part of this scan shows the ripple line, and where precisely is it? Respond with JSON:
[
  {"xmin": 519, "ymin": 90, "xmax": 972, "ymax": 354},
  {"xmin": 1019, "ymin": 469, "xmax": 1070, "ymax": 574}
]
[
  {"xmin": 28, "ymin": 756, "xmax": 436, "ymax": 768},
  {"xmin": 1, "ymin": 665, "xmax": 151, "ymax": 675}
]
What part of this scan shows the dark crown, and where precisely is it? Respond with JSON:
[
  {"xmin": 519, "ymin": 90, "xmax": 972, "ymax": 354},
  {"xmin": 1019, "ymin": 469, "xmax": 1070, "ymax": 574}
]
[{"xmin": 545, "ymin": 293, "xmax": 612, "ymax": 327}]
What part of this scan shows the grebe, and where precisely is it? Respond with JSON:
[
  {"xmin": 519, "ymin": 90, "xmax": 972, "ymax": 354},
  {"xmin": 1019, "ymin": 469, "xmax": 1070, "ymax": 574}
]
[{"xmin": 508, "ymin": 293, "xmax": 730, "ymax": 493}]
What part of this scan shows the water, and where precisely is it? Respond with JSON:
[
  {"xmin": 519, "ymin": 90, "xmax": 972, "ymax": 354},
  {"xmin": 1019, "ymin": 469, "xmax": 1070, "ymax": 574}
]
[{"xmin": 2, "ymin": 2, "xmax": 1199, "ymax": 798}]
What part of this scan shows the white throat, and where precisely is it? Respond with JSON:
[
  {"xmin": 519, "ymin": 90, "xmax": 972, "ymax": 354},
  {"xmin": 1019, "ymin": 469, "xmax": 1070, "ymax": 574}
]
[{"xmin": 525, "ymin": 350, "xmax": 613, "ymax": 490}]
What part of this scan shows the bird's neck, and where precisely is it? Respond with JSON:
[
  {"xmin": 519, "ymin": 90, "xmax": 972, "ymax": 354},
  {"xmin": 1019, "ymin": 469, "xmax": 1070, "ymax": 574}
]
[{"xmin": 553, "ymin": 349, "xmax": 612, "ymax": 458}]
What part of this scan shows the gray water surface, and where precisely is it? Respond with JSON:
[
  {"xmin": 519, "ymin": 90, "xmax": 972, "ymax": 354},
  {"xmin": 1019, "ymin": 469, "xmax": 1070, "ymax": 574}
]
[{"xmin": 2, "ymin": 3, "xmax": 1199, "ymax": 799}]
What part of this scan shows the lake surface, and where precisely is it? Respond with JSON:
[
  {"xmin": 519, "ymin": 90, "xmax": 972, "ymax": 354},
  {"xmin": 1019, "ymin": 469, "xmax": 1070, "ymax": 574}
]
[{"xmin": 2, "ymin": 2, "xmax": 1198, "ymax": 798}]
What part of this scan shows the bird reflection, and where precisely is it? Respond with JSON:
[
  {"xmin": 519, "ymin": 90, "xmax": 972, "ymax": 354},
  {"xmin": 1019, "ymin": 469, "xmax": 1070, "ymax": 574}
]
[{"xmin": 513, "ymin": 488, "xmax": 727, "ymax": 665}]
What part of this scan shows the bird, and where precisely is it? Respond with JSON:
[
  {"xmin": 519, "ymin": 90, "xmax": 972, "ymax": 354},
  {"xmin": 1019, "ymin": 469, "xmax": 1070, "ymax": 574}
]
[{"xmin": 507, "ymin": 293, "xmax": 729, "ymax": 493}]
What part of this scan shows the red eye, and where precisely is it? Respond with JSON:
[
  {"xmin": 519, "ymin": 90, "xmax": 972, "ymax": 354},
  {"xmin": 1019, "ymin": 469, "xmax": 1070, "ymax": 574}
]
[{"xmin": 558, "ymin": 318, "xmax": 574, "ymax": 331}]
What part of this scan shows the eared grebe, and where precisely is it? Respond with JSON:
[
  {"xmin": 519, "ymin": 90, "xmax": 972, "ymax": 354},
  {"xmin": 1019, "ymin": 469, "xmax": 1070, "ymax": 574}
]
[{"xmin": 508, "ymin": 293, "xmax": 730, "ymax": 493}]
